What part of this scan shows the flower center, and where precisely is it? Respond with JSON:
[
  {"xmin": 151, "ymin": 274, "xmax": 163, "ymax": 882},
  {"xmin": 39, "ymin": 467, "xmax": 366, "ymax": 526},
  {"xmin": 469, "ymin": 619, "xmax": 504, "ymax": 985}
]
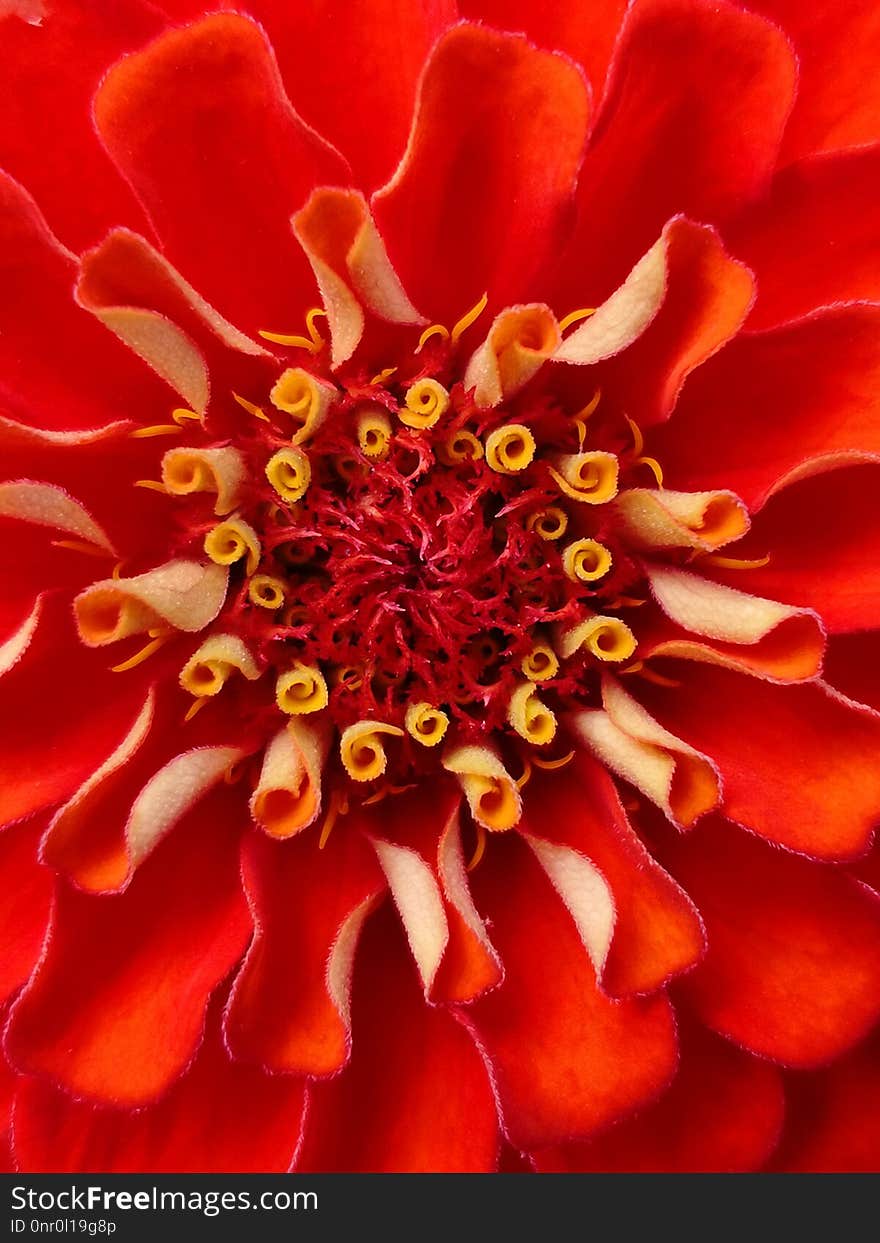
[{"xmin": 72, "ymin": 297, "xmax": 758, "ymax": 848}]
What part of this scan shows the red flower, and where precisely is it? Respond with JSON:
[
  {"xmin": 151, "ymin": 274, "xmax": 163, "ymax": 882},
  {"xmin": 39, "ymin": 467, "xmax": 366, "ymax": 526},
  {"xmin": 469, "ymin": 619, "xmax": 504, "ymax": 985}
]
[{"xmin": 2, "ymin": 0, "xmax": 880, "ymax": 1174}]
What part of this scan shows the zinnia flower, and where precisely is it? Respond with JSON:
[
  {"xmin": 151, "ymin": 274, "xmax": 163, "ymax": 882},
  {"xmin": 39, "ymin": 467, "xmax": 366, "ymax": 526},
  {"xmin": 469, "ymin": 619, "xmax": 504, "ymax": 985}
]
[{"xmin": 2, "ymin": 0, "xmax": 880, "ymax": 1175}]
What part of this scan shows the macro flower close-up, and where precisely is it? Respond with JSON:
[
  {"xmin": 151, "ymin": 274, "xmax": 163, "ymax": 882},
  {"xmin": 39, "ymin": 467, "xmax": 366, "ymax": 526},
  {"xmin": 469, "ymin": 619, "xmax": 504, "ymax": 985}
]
[{"xmin": 2, "ymin": 0, "xmax": 880, "ymax": 1176}]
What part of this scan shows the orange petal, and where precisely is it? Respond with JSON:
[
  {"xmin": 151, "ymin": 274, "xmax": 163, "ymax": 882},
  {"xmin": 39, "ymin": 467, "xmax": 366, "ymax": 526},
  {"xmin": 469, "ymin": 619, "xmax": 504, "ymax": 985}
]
[
  {"xmin": 94, "ymin": 13, "xmax": 349, "ymax": 336},
  {"xmin": 460, "ymin": 832, "xmax": 677, "ymax": 1149},
  {"xmin": 6, "ymin": 784, "xmax": 251, "ymax": 1104},
  {"xmin": 224, "ymin": 819, "xmax": 385, "ymax": 1077},
  {"xmin": 521, "ymin": 751, "xmax": 705, "ymax": 997},
  {"xmin": 536, "ymin": 1018, "xmax": 783, "ymax": 1173},
  {"xmin": 373, "ymin": 23, "xmax": 590, "ymax": 323},
  {"xmin": 553, "ymin": 0, "xmax": 794, "ymax": 310},
  {"xmin": 654, "ymin": 305, "xmax": 880, "ymax": 509},
  {"xmin": 293, "ymin": 187, "xmax": 425, "ymax": 366},
  {"xmin": 296, "ymin": 905, "xmax": 499, "ymax": 1172},
  {"xmin": 612, "ymin": 487, "xmax": 749, "ymax": 553},
  {"xmin": 465, "ymin": 304, "xmax": 561, "ymax": 408},
  {"xmin": 75, "ymin": 559, "xmax": 228, "ymax": 645},
  {"xmin": 641, "ymin": 564, "xmax": 825, "ymax": 683},
  {"xmin": 665, "ymin": 817, "xmax": 880, "ymax": 1068},
  {"xmin": 729, "ymin": 147, "xmax": 880, "ymax": 330},
  {"xmin": 637, "ymin": 662, "xmax": 880, "ymax": 859},
  {"xmin": 13, "ymin": 992, "xmax": 306, "ymax": 1173},
  {"xmin": 569, "ymin": 676, "xmax": 720, "ymax": 830}
]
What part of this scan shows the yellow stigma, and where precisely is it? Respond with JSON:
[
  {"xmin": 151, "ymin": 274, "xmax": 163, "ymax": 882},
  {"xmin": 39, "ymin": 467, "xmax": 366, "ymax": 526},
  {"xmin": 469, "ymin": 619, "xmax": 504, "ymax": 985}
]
[
  {"xmin": 232, "ymin": 392, "xmax": 270, "ymax": 422},
  {"xmin": 507, "ymin": 682, "xmax": 557, "ymax": 746},
  {"xmin": 438, "ymin": 428, "xmax": 484, "ymax": 465},
  {"xmin": 450, "ymin": 291, "xmax": 488, "ymax": 345},
  {"xmin": 521, "ymin": 641, "xmax": 559, "ymax": 681},
  {"xmin": 269, "ymin": 368, "xmax": 335, "ymax": 444},
  {"xmin": 266, "ymin": 447, "xmax": 311, "ymax": 503},
  {"xmin": 485, "ymin": 424, "xmax": 536, "ymax": 474},
  {"xmin": 340, "ymin": 720, "xmax": 405, "ymax": 781},
  {"xmin": 550, "ymin": 451, "xmax": 619, "ymax": 504},
  {"xmin": 562, "ymin": 538, "xmax": 613, "ymax": 583},
  {"xmin": 558, "ymin": 615, "xmax": 637, "ymax": 662},
  {"xmin": 275, "ymin": 662, "xmax": 328, "ymax": 715},
  {"xmin": 357, "ymin": 408, "xmax": 393, "ymax": 459},
  {"xmin": 179, "ymin": 634, "xmax": 260, "ymax": 698},
  {"xmin": 248, "ymin": 574, "xmax": 286, "ymax": 609},
  {"xmin": 400, "ymin": 378, "xmax": 450, "ymax": 430},
  {"xmin": 204, "ymin": 518, "xmax": 261, "ymax": 575},
  {"xmin": 404, "ymin": 702, "xmax": 449, "ymax": 747},
  {"xmin": 526, "ymin": 506, "xmax": 568, "ymax": 541}
]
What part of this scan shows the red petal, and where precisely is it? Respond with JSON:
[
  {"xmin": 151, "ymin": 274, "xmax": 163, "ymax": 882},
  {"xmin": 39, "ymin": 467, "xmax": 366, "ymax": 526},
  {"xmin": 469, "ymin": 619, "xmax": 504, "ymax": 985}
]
[
  {"xmin": 94, "ymin": 13, "xmax": 349, "ymax": 337},
  {"xmin": 43, "ymin": 689, "xmax": 250, "ymax": 894},
  {"xmin": 0, "ymin": 428, "xmax": 182, "ymax": 564},
  {"xmin": 373, "ymin": 23, "xmax": 590, "ymax": 324},
  {"xmin": 700, "ymin": 460, "xmax": 880, "ymax": 634},
  {"xmin": 824, "ymin": 631, "xmax": 880, "ymax": 715},
  {"xmin": 653, "ymin": 306, "xmax": 880, "ymax": 509},
  {"xmin": 728, "ymin": 147, "xmax": 880, "ymax": 331},
  {"xmin": 746, "ymin": 0, "xmax": 880, "ymax": 160},
  {"xmin": 461, "ymin": 832, "xmax": 677, "ymax": 1149},
  {"xmin": 0, "ymin": 597, "xmax": 153, "ymax": 829},
  {"xmin": 522, "ymin": 752, "xmax": 705, "ymax": 997},
  {"xmin": 637, "ymin": 663, "xmax": 880, "ymax": 860},
  {"xmin": 0, "ymin": 0, "xmax": 161, "ymax": 250},
  {"xmin": 0, "ymin": 172, "xmax": 170, "ymax": 432},
  {"xmin": 599, "ymin": 217, "xmax": 754, "ymax": 426},
  {"xmin": 229, "ymin": 0, "xmax": 456, "ymax": 191},
  {"xmin": 13, "ymin": 993, "xmax": 306, "ymax": 1173},
  {"xmin": 366, "ymin": 783, "xmax": 502, "ymax": 1005},
  {"xmin": 770, "ymin": 1033, "xmax": 880, "ymax": 1172},
  {"xmin": 76, "ymin": 229, "xmax": 276, "ymax": 405},
  {"xmin": 457, "ymin": 0, "xmax": 627, "ymax": 103},
  {"xmin": 225, "ymin": 817, "xmax": 385, "ymax": 1077},
  {"xmin": 0, "ymin": 816, "xmax": 52, "ymax": 1003},
  {"xmin": 553, "ymin": 0, "xmax": 795, "ymax": 309},
  {"xmin": 663, "ymin": 818, "xmax": 880, "ymax": 1068},
  {"xmin": 5, "ymin": 784, "xmax": 251, "ymax": 1104},
  {"xmin": 536, "ymin": 1018, "xmax": 784, "ymax": 1172},
  {"xmin": 296, "ymin": 904, "xmax": 499, "ymax": 1172}
]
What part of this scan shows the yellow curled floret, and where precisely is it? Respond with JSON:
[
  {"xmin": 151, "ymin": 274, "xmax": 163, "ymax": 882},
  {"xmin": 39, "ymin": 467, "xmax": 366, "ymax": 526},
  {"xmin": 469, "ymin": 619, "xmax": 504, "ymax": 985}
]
[
  {"xmin": 204, "ymin": 517, "xmax": 261, "ymax": 575},
  {"xmin": 442, "ymin": 744, "xmax": 522, "ymax": 832},
  {"xmin": 521, "ymin": 641, "xmax": 559, "ymax": 681},
  {"xmin": 404, "ymin": 702, "xmax": 449, "ymax": 748},
  {"xmin": 438, "ymin": 428, "xmax": 483, "ymax": 465},
  {"xmin": 161, "ymin": 446, "xmax": 246, "ymax": 515},
  {"xmin": 507, "ymin": 682, "xmax": 557, "ymax": 746},
  {"xmin": 275, "ymin": 662, "xmax": 328, "ymax": 715},
  {"xmin": 526, "ymin": 506, "xmax": 568, "ymax": 541},
  {"xmin": 179, "ymin": 634, "xmax": 261, "ymax": 698},
  {"xmin": 550, "ymin": 451, "xmax": 619, "ymax": 504},
  {"xmin": 558, "ymin": 614, "xmax": 637, "ymax": 662},
  {"xmin": 340, "ymin": 719, "xmax": 405, "ymax": 781},
  {"xmin": 269, "ymin": 368, "xmax": 336, "ymax": 445},
  {"xmin": 248, "ymin": 574, "xmax": 286, "ymax": 609},
  {"xmin": 266, "ymin": 447, "xmax": 311, "ymax": 503},
  {"xmin": 357, "ymin": 408, "xmax": 393, "ymax": 459},
  {"xmin": 562, "ymin": 537, "xmax": 613, "ymax": 584},
  {"xmin": 485, "ymin": 423, "xmax": 536, "ymax": 474},
  {"xmin": 400, "ymin": 378, "xmax": 450, "ymax": 430},
  {"xmin": 333, "ymin": 664, "xmax": 364, "ymax": 691}
]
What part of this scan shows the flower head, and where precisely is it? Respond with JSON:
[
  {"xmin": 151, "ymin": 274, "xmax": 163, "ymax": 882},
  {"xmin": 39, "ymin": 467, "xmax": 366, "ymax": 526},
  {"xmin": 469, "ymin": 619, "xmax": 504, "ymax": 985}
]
[{"xmin": 2, "ymin": 0, "xmax": 880, "ymax": 1173}]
